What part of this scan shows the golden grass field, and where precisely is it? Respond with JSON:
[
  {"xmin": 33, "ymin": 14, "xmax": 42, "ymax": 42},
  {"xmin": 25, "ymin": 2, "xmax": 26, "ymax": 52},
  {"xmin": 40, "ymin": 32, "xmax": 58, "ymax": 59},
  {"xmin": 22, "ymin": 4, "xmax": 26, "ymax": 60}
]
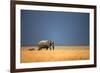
[{"xmin": 21, "ymin": 46, "xmax": 89, "ymax": 63}]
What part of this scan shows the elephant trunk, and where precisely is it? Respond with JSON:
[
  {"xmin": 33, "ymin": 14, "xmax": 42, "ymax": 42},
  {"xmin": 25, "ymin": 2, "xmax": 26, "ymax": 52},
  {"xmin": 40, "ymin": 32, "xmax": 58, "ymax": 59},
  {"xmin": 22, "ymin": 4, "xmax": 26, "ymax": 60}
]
[
  {"xmin": 52, "ymin": 45, "xmax": 54, "ymax": 50},
  {"xmin": 52, "ymin": 42, "xmax": 54, "ymax": 50}
]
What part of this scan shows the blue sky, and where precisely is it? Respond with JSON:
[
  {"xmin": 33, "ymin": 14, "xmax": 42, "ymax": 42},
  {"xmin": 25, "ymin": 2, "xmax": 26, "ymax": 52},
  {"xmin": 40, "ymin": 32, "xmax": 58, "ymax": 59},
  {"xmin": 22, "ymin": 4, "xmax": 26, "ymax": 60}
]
[{"xmin": 21, "ymin": 10, "xmax": 89, "ymax": 46}]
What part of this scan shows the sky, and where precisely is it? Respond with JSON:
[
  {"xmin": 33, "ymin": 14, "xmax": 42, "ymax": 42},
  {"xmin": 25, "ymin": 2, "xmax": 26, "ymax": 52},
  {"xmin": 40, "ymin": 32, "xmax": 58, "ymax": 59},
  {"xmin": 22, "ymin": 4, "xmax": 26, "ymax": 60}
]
[{"xmin": 21, "ymin": 10, "xmax": 89, "ymax": 46}]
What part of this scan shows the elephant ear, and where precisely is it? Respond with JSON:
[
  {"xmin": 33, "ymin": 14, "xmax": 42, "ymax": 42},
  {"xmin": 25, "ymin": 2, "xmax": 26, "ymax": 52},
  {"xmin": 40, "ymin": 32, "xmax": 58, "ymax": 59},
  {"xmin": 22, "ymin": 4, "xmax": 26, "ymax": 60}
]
[
  {"xmin": 50, "ymin": 40, "xmax": 54, "ymax": 45},
  {"xmin": 51, "ymin": 41, "xmax": 54, "ymax": 44}
]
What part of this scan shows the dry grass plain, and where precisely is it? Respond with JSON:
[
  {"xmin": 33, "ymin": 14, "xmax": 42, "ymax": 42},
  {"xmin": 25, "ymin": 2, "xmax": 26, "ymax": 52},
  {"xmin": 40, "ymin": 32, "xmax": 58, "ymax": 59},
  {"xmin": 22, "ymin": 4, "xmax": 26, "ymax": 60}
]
[{"xmin": 21, "ymin": 46, "xmax": 89, "ymax": 63}]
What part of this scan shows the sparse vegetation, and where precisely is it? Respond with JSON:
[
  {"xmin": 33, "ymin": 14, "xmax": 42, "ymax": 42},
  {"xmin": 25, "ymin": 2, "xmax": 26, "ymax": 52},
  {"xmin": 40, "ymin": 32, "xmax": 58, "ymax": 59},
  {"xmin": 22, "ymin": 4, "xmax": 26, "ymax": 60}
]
[{"xmin": 21, "ymin": 46, "xmax": 89, "ymax": 63}]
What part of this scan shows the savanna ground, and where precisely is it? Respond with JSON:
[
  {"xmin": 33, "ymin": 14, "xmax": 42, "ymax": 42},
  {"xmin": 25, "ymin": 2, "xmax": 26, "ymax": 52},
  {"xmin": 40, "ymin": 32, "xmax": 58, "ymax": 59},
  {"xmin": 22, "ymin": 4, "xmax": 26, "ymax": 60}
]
[{"xmin": 21, "ymin": 46, "xmax": 89, "ymax": 63}]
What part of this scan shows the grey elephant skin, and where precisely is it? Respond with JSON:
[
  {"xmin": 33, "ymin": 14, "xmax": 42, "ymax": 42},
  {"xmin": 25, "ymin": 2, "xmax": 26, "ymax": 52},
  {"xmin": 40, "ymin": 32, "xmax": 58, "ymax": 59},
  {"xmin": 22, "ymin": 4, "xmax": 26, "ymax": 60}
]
[{"xmin": 38, "ymin": 40, "xmax": 54, "ymax": 50}]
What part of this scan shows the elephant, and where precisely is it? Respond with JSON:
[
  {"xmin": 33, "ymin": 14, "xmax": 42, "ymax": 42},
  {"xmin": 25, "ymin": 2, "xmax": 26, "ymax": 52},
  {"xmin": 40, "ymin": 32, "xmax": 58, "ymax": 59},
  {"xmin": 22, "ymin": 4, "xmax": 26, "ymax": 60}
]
[{"xmin": 38, "ymin": 40, "xmax": 54, "ymax": 50}]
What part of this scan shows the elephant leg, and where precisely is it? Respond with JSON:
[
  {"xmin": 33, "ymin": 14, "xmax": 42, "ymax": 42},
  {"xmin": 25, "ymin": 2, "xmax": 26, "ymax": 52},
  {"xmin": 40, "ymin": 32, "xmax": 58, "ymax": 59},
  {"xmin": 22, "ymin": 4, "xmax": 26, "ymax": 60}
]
[
  {"xmin": 49, "ymin": 46, "xmax": 51, "ymax": 50},
  {"xmin": 52, "ymin": 46, "xmax": 54, "ymax": 50},
  {"xmin": 46, "ymin": 47, "xmax": 48, "ymax": 50},
  {"xmin": 38, "ymin": 47, "xmax": 42, "ymax": 50},
  {"xmin": 45, "ymin": 46, "xmax": 48, "ymax": 50}
]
